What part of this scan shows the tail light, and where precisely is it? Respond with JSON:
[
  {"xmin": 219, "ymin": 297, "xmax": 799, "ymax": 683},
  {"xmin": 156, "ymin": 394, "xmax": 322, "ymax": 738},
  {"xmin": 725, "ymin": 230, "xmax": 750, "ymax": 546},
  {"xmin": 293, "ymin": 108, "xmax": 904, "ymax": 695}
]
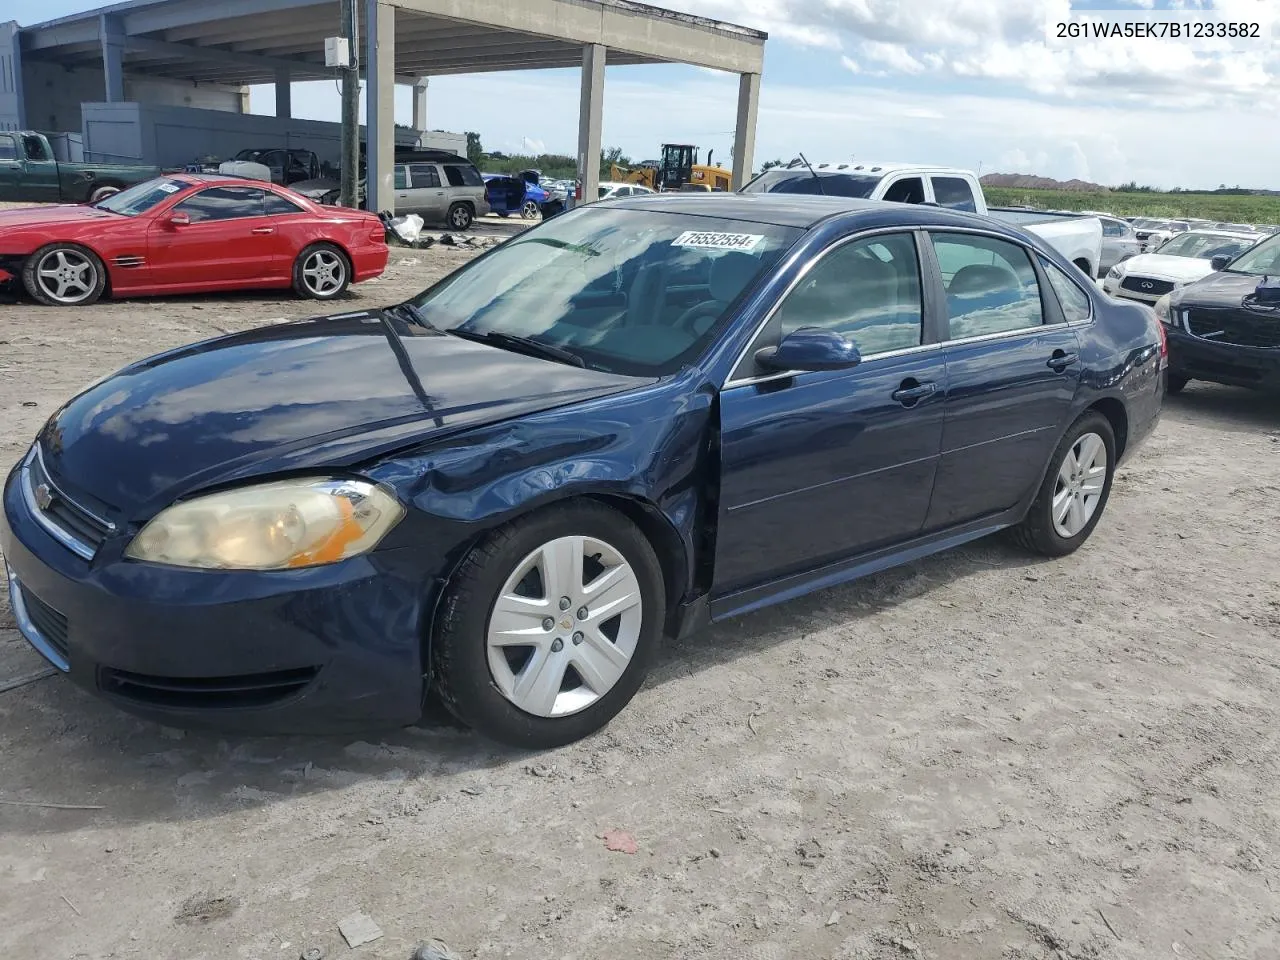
[
  {"xmin": 370, "ymin": 225, "xmax": 386, "ymax": 243},
  {"xmin": 1155, "ymin": 311, "xmax": 1169, "ymax": 366}
]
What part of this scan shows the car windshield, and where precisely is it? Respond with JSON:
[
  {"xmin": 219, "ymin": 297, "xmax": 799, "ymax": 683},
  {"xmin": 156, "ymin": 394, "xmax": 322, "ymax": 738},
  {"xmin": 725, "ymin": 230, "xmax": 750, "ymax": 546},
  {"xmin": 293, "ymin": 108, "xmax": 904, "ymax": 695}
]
[
  {"xmin": 234, "ymin": 150, "xmax": 269, "ymax": 162},
  {"xmin": 92, "ymin": 177, "xmax": 189, "ymax": 216},
  {"xmin": 408, "ymin": 207, "xmax": 803, "ymax": 376},
  {"xmin": 740, "ymin": 169, "xmax": 880, "ymax": 198},
  {"xmin": 1155, "ymin": 232, "xmax": 1256, "ymax": 259},
  {"xmin": 1222, "ymin": 233, "xmax": 1280, "ymax": 276}
]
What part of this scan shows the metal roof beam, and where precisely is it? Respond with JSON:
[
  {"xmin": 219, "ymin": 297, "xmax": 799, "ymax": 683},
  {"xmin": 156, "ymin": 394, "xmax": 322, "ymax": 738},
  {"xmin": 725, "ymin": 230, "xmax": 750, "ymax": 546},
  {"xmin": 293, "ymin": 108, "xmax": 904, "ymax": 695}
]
[
  {"xmin": 119, "ymin": 0, "xmax": 330, "ymax": 37},
  {"xmin": 121, "ymin": 35, "xmax": 334, "ymax": 79}
]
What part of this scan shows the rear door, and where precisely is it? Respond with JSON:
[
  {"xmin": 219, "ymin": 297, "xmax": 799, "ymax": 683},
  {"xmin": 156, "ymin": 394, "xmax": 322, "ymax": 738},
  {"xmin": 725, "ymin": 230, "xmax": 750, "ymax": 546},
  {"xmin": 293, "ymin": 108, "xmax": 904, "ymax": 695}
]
[
  {"xmin": 921, "ymin": 230, "xmax": 1083, "ymax": 531},
  {"xmin": 713, "ymin": 230, "xmax": 948, "ymax": 597},
  {"xmin": 147, "ymin": 186, "xmax": 281, "ymax": 288},
  {"xmin": 397, "ymin": 163, "xmax": 446, "ymax": 219}
]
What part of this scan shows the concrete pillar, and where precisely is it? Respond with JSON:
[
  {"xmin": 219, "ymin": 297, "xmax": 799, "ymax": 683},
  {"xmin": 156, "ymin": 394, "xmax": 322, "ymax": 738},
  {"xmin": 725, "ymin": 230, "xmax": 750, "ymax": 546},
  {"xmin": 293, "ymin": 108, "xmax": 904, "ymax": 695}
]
[
  {"xmin": 275, "ymin": 67, "xmax": 292, "ymax": 118},
  {"xmin": 99, "ymin": 14, "xmax": 125, "ymax": 102},
  {"xmin": 412, "ymin": 77, "xmax": 429, "ymax": 134},
  {"xmin": 577, "ymin": 44, "xmax": 605, "ymax": 203},
  {"xmin": 364, "ymin": 0, "xmax": 396, "ymax": 213},
  {"xmin": 731, "ymin": 72, "xmax": 760, "ymax": 190}
]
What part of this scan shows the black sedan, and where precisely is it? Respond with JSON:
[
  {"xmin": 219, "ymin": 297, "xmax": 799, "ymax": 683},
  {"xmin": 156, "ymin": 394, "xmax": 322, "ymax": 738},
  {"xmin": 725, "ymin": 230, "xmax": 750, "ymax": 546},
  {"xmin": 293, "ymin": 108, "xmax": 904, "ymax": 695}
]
[
  {"xmin": 2, "ymin": 195, "xmax": 1165, "ymax": 749},
  {"xmin": 1155, "ymin": 232, "xmax": 1280, "ymax": 393}
]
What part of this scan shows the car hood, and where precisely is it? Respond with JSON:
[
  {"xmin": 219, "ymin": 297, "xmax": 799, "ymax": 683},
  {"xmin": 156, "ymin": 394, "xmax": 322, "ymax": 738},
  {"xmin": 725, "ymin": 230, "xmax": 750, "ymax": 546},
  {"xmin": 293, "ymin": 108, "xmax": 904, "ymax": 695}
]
[
  {"xmin": 1171, "ymin": 270, "xmax": 1272, "ymax": 309},
  {"xmin": 1120, "ymin": 254, "xmax": 1215, "ymax": 283},
  {"xmin": 0, "ymin": 204, "xmax": 118, "ymax": 230},
  {"xmin": 37, "ymin": 311, "xmax": 644, "ymax": 518}
]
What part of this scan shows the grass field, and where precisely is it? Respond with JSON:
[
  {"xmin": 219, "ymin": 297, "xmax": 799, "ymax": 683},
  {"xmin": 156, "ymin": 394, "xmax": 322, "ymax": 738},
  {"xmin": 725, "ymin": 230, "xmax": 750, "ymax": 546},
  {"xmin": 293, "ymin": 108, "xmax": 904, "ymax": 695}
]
[{"xmin": 983, "ymin": 187, "xmax": 1280, "ymax": 224}]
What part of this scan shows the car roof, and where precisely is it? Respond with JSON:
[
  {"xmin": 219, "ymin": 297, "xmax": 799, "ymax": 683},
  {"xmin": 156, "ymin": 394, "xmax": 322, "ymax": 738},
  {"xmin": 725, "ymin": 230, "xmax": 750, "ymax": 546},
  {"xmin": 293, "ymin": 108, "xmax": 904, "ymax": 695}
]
[
  {"xmin": 603, "ymin": 192, "xmax": 1027, "ymax": 233},
  {"xmin": 764, "ymin": 160, "xmax": 974, "ymax": 177}
]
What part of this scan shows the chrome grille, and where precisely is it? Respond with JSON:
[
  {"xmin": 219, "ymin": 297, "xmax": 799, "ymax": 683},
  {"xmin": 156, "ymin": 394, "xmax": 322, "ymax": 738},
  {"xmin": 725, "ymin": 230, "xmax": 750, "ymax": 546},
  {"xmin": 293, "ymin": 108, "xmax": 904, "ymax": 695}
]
[
  {"xmin": 21, "ymin": 446, "xmax": 114, "ymax": 559},
  {"xmin": 1121, "ymin": 276, "xmax": 1175, "ymax": 297}
]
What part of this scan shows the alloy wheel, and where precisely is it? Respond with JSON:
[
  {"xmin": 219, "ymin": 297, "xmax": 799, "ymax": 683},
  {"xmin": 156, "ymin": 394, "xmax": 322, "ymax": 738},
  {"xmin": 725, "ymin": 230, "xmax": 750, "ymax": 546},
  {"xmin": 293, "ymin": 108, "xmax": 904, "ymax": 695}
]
[
  {"xmin": 36, "ymin": 249, "xmax": 98, "ymax": 305},
  {"xmin": 522, "ymin": 200, "xmax": 540, "ymax": 220},
  {"xmin": 302, "ymin": 249, "xmax": 346, "ymax": 296},
  {"xmin": 450, "ymin": 206, "xmax": 471, "ymax": 229},
  {"xmin": 486, "ymin": 535, "xmax": 643, "ymax": 718},
  {"xmin": 1052, "ymin": 431, "xmax": 1108, "ymax": 539}
]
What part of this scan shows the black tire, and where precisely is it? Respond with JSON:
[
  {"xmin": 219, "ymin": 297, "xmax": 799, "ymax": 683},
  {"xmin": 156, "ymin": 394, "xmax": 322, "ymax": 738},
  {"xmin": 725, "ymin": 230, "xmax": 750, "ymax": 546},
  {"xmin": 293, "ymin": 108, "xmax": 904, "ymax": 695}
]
[
  {"xmin": 22, "ymin": 243, "xmax": 108, "ymax": 307},
  {"xmin": 432, "ymin": 500, "xmax": 666, "ymax": 750},
  {"xmin": 291, "ymin": 243, "xmax": 351, "ymax": 300},
  {"xmin": 1166, "ymin": 373, "xmax": 1190, "ymax": 395},
  {"xmin": 447, "ymin": 203, "xmax": 474, "ymax": 231},
  {"xmin": 1008, "ymin": 410, "xmax": 1116, "ymax": 558},
  {"xmin": 89, "ymin": 184, "xmax": 121, "ymax": 204}
]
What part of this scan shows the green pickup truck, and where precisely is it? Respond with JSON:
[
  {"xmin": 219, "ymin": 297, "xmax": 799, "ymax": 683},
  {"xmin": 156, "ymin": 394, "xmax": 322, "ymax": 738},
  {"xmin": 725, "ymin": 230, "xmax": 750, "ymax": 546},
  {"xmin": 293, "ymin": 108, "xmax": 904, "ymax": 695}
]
[{"xmin": 0, "ymin": 131, "xmax": 161, "ymax": 205}]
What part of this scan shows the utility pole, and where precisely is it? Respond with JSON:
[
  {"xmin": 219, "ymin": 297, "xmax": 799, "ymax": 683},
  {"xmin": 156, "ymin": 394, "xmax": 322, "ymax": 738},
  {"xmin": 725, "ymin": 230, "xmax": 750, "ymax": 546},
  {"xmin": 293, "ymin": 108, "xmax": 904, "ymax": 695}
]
[{"xmin": 339, "ymin": 0, "xmax": 360, "ymax": 208}]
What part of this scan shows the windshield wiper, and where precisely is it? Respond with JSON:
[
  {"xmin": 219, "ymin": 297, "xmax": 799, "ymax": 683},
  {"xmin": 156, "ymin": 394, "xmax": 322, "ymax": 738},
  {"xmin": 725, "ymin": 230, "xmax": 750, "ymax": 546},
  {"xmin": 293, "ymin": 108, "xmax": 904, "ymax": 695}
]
[
  {"xmin": 386, "ymin": 301, "xmax": 435, "ymax": 329},
  {"xmin": 447, "ymin": 328, "xmax": 585, "ymax": 367}
]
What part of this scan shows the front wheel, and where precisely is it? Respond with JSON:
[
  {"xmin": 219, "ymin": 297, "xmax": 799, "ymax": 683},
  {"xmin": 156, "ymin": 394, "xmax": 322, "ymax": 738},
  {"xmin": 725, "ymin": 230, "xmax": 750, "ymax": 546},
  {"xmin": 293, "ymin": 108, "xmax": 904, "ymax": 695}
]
[
  {"xmin": 1009, "ymin": 411, "xmax": 1116, "ymax": 557},
  {"xmin": 89, "ymin": 184, "xmax": 121, "ymax": 204},
  {"xmin": 292, "ymin": 243, "xmax": 351, "ymax": 300},
  {"xmin": 447, "ymin": 203, "xmax": 474, "ymax": 231},
  {"xmin": 432, "ymin": 501, "xmax": 666, "ymax": 749},
  {"xmin": 23, "ymin": 243, "xmax": 107, "ymax": 307}
]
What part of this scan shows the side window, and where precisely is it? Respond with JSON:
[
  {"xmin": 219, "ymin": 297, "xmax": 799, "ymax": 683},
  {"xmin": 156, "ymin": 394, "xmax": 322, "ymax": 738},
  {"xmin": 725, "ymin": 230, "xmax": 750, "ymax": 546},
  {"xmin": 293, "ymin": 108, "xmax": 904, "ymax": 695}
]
[
  {"xmin": 1102, "ymin": 220, "xmax": 1124, "ymax": 238},
  {"xmin": 614, "ymin": 186, "xmax": 632, "ymax": 197},
  {"xmin": 1041, "ymin": 258, "xmax": 1093, "ymax": 323},
  {"xmin": 775, "ymin": 232, "xmax": 923, "ymax": 356},
  {"xmin": 409, "ymin": 163, "xmax": 440, "ymax": 188},
  {"xmin": 0, "ymin": 135, "xmax": 17, "ymax": 161},
  {"xmin": 22, "ymin": 136, "xmax": 50, "ymax": 161},
  {"xmin": 931, "ymin": 232, "xmax": 1045, "ymax": 338},
  {"xmin": 174, "ymin": 186, "xmax": 267, "ymax": 222},
  {"xmin": 882, "ymin": 177, "xmax": 925, "ymax": 204},
  {"xmin": 264, "ymin": 191, "xmax": 305, "ymax": 215},
  {"xmin": 931, "ymin": 176, "xmax": 977, "ymax": 213},
  {"xmin": 394, "ymin": 166, "xmax": 408, "ymax": 190},
  {"xmin": 443, "ymin": 163, "xmax": 483, "ymax": 187}
]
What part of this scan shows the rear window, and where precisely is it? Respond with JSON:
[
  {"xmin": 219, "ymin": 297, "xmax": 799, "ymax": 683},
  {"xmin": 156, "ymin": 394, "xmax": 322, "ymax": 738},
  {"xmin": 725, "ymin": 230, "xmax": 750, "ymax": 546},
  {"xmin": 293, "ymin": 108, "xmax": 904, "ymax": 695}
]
[
  {"xmin": 443, "ymin": 164, "xmax": 483, "ymax": 188},
  {"xmin": 741, "ymin": 169, "xmax": 880, "ymax": 198}
]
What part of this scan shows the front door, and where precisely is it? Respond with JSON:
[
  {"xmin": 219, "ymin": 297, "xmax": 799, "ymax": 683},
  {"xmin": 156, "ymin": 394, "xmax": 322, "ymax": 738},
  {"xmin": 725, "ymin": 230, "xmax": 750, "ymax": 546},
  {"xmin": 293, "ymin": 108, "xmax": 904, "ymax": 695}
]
[
  {"xmin": 147, "ymin": 186, "xmax": 283, "ymax": 289},
  {"xmin": 713, "ymin": 231, "xmax": 947, "ymax": 597},
  {"xmin": 16, "ymin": 135, "xmax": 61, "ymax": 204},
  {"xmin": 922, "ymin": 230, "xmax": 1083, "ymax": 530}
]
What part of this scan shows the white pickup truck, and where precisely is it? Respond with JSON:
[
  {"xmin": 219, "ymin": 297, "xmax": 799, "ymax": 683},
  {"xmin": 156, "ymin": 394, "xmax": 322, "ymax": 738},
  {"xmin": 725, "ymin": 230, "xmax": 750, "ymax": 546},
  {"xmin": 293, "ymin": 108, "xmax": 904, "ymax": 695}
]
[{"xmin": 741, "ymin": 162, "xmax": 1103, "ymax": 279}]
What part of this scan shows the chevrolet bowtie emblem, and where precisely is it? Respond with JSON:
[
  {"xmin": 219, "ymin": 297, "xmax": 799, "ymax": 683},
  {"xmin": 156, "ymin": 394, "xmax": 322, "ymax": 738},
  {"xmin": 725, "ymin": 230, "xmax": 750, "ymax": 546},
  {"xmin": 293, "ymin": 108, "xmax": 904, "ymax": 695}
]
[{"xmin": 34, "ymin": 483, "xmax": 54, "ymax": 511}]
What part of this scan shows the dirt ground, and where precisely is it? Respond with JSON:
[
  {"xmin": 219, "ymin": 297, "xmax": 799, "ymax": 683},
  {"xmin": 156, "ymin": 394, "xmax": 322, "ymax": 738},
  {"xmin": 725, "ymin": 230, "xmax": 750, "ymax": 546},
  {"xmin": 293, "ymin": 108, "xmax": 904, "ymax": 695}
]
[{"xmin": 1, "ymin": 245, "xmax": 1279, "ymax": 960}]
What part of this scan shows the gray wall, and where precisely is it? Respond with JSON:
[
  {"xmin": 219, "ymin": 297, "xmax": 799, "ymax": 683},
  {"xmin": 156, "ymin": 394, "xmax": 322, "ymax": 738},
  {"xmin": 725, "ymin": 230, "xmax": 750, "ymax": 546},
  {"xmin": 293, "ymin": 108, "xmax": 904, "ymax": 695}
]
[
  {"xmin": 0, "ymin": 22, "xmax": 22, "ymax": 131},
  {"xmin": 21, "ymin": 59, "xmax": 243, "ymax": 136},
  {"xmin": 82, "ymin": 101, "xmax": 419, "ymax": 172}
]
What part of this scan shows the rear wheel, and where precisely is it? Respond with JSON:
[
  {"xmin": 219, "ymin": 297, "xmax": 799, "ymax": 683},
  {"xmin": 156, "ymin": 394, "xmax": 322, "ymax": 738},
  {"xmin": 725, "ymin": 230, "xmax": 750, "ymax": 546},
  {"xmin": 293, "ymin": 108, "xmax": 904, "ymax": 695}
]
[
  {"xmin": 432, "ymin": 501, "xmax": 665, "ymax": 749},
  {"xmin": 292, "ymin": 243, "xmax": 351, "ymax": 300},
  {"xmin": 447, "ymin": 203, "xmax": 474, "ymax": 231},
  {"xmin": 521, "ymin": 200, "xmax": 541, "ymax": 220},
  {"xmin": 23, "ymin": 243, "xmax": 107, "ymax": 307},
  {"xmin": 1166, "ymin": 373, "xmax": 1190, "ymax": 395},
  {"xmin": 1009, "ymin": 411, "xmax": 1116, "ymax": 557}
]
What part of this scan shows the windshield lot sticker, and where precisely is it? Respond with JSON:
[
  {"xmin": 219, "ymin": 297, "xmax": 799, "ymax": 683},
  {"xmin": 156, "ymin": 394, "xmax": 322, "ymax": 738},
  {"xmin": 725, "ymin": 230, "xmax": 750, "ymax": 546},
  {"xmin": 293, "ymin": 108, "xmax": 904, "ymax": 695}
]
[
  {"xmin": 672, "ymin": 231, "xmax": 765, "ymax": 251},
  {"xmin": 158, "ymin": 183, "xmax": 182, "ymax": 193}
]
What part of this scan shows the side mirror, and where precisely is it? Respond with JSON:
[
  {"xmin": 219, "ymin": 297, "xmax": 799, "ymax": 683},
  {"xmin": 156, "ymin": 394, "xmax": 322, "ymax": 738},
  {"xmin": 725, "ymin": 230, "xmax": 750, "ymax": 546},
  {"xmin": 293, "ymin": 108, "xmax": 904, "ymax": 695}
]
[
  {"xmin": 755, "ymin": 326, "xmax": 862, "ymax": 373},
  {"xmin": 1210, "ymin": 254, "xmax": 1232, "ymax": 271},
  {"xmin": 169, "ymin": 211, "xmax": 191, "ymax": 227}
]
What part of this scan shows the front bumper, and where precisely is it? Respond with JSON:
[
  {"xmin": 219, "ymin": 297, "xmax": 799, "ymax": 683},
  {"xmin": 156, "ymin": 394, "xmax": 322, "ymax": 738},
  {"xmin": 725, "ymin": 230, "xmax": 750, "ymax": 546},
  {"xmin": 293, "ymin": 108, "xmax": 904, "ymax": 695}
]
[
  {"xmin": 1166, "ymin": 326, "xmax": 1280, "ymax": 391},
  {"xmin": 1, "ymin": 464, "xmax": 432, "ymax": 734}
]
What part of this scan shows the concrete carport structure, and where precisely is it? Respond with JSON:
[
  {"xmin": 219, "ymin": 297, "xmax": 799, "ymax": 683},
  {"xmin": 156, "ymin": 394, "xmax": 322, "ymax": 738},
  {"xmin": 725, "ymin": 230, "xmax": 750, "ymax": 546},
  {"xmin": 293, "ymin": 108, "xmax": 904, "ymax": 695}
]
[{"xmin": 18, "ymin": 0, "xmax": 767, "ymax": 213}]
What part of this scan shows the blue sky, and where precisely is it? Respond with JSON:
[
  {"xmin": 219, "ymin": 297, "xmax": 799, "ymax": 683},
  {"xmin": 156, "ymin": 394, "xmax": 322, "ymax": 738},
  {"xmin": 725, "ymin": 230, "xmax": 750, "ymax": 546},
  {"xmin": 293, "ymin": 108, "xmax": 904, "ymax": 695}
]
[{"xmin": 9, "ymin": 0, "xmax": 1280, "ymax": 189}]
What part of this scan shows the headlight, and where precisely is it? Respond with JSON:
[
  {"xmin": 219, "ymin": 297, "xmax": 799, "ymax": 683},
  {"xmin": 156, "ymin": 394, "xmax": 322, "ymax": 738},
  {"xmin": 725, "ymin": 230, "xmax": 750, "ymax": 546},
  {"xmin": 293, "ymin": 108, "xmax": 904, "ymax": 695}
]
[
  {"xmin": 1153, "ymin": 293, "xmax": 1172, "ymax": 323},
  {"xmin": 1107, "ymin": 264, "xmax": 1123, "ymax": 279},
  {"xmin": 125, "ymin": 477, "xmax": 404, "ymax": 570}
]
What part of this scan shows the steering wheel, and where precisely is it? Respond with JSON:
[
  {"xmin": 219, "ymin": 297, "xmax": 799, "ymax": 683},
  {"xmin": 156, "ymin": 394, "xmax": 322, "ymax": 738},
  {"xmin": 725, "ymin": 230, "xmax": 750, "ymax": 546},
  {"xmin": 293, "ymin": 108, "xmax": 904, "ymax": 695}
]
[{"xmin": 673, "ymin": 300, "xmax": 724, "ymax": 335}]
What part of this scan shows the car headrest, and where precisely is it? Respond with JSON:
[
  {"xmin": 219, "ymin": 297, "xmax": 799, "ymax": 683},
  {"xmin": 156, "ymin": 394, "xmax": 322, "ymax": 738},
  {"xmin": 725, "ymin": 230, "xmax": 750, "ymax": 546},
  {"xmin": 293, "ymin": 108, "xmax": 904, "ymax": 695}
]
[
  {"xmin": 709, "ymin": 252, "xmax": 760, "ymax": 302},
  {"xmin": 949, "ymin": 263, "xmax": 1022, "ymax": 298}
]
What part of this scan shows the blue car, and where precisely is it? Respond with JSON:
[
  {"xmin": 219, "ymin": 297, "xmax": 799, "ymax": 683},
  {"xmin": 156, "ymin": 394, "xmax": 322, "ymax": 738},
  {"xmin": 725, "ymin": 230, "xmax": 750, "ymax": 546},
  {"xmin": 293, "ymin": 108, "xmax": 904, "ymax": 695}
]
[
  {"xmin": 483, "ymin": 171, "xmax": 552, "ymax": 220},
  {"xmin": 1, "ymin": 195, "xmax": 1165, "ymax": 748}
]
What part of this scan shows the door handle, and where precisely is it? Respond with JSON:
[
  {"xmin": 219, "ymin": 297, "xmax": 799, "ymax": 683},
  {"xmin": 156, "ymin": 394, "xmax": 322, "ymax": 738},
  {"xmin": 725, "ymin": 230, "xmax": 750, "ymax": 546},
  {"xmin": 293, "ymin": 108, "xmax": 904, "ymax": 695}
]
[
  {"xmin": 891, "ymin": 379, "xmax": 937, "ymax": 406},
  {"xmin": 251, "ymin": 226, "xmax": 275, "ymax": 235},
  {"xmin": 1047, "ymin": 351, "xmax": 1079, "ymax": 372}
]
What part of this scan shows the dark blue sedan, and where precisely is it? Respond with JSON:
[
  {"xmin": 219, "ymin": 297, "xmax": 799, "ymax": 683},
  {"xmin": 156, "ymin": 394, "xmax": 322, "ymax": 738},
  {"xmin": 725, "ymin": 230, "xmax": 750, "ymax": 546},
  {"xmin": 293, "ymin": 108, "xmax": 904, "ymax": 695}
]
[{"xmin": 1, "ymin": 195, "xmax": 1165, "ymax": 748}]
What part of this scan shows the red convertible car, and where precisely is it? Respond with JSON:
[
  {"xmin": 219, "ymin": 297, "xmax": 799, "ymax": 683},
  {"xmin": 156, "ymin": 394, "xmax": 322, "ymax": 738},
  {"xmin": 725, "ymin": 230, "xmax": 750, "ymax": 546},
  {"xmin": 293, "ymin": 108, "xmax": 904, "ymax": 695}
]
[{"xmin": 0, "ymin": 175, "xmax": 389, "ymax": 307}]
